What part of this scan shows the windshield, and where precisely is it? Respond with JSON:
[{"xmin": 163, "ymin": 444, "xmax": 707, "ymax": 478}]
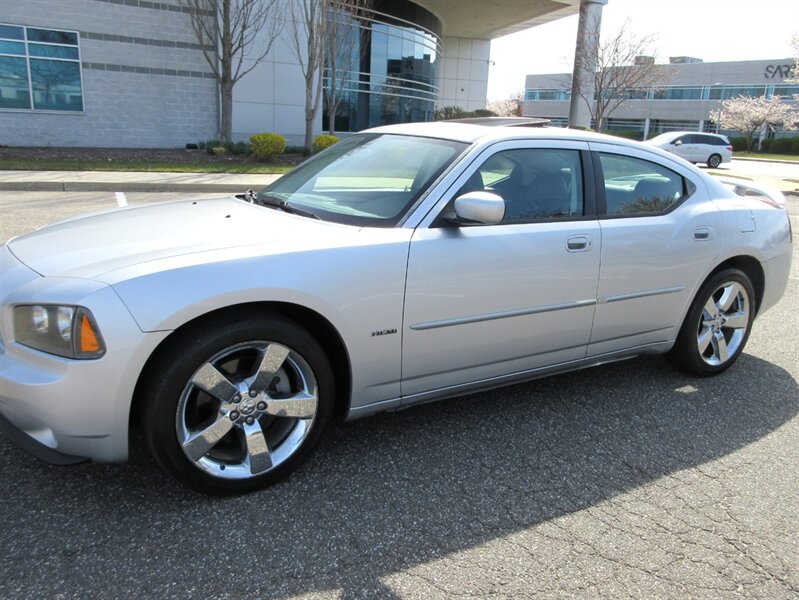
[
  {"xmin": 257, "ymin": 134, "xmax": 468, "ymax": 226},
  {"xmin": 649, "ymin": 133, "xmax": 679, "ymax": 144}
]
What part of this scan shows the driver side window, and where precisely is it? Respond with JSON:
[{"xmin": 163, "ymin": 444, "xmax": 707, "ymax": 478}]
[{"xmin": 455, "ymin": 148, "xmax": 584, "ymax": 223}]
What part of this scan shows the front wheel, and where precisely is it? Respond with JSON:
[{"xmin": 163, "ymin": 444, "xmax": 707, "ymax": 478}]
[
  {"xmin": 707, "ymin": 153, "xmax": 722, "ymax": 168},
  {"xmin": 142, "ymin": 313, "xmax": 333, "ymax": 495},
  {"xmin": 667, "ymin": 269, "xmax": 755, "ymax": 376}
]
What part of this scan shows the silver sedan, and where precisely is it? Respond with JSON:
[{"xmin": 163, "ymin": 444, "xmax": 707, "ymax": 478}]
[{"xmin": 0, "ymin": 123, "xmax": 792, "ymax": 494}]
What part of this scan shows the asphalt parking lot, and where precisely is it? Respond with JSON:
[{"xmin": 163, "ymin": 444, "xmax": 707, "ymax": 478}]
[{"xmin": 0, "ymin": 190, "xmax": 797, "ymax": 599}]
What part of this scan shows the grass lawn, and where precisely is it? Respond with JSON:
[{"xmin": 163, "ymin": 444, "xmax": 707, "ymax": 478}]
[
  {"xmin": 0, "ymin": 159, "xmax": 295, "ymax": 174},
  {"xmin": 735, "ymin": 152, "xmax": 799, "ymax": 162}
]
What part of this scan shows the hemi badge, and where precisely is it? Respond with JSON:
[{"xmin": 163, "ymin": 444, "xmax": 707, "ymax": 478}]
[{"xmin": 371, "ymin": 328, "xmax": 397, "ymax": 337}]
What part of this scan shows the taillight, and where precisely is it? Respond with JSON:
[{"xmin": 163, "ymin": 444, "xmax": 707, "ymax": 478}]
[{"xmin": 726, "ymin": 146, "xmax": 733, "ymax": 151}]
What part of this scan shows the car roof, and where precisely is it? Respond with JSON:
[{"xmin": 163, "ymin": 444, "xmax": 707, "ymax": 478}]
[
  {"xmin": 364, "ymin": 121, "xmax": 645, "ymax": 148},
  {"xmin": 653, "ymin": 131, "xmax": 726, "ymax": 138}
]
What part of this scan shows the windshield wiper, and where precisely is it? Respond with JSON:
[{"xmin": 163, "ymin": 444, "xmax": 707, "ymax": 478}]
[{"xmin": 256, "ymin": 193, "xmax": 320, "ymax": 220}]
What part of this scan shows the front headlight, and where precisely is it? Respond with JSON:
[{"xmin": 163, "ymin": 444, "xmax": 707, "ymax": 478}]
[{"xmin": 13, "ymin": 305, "xmax": 106, "ymax": 359}]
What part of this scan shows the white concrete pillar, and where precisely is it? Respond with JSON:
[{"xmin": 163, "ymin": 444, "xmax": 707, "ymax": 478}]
[
  {"xmin": 568, "ymin": 0, "xmax": 608, "ymax": 129},
  {"xmin": 643, "ymin": 118, "xmax": 650, "ymax": 140}
]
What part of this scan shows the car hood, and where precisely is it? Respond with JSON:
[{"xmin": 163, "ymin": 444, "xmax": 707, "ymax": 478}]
[{"xmin": 7, "ymin": 197, "xmax": 359, "ymax": 279}]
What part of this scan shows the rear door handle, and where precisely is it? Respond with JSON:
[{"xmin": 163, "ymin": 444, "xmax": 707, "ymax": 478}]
[
  {"xmin": 566, "ymin": 235, "xmax": 592, "ymax": 252},
  {"xmin": 693, "ymin": 226, "xmax": 714, "ymax": 241}
]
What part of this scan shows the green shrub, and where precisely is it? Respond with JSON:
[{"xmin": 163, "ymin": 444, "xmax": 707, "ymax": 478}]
[
  {"xmin": 249, "ymin": 132, "xmax": 286, "ymax": 160},
  {"xmin": 285, "ymin": 145, "xmax": 311, "ymax": 156},
  {"xmin": 768, "ymin": 136, "xmax": 799, "ymax": 154},
  {"xmin": 226, "ymin": 141, "xmax": 251, "ymax": 155},
  {"xmin": 205, "ymin": 139, "xmax": 222, "ymax": 154},
  {"xmin": 434, "ymin": 106, "xmax": 470, "ymax": 120},
  {"xmin": 758, "ymin": 139, "xmax": 771, "ymax": 152},
  {"xmin": 607, "ymin": 129, "xmax": 644, "ymax": 141},
  {"xmin": 433, "ymin": 106, "xmax": 499, "ymax": 120},
  {"xmin": 312, "ymin": 134, "xmax": 339, "ymax": 154},
  {"xmin": 730, "ymin": 137, "xmax": 747, "ymax": 152},
  {"xmin": 210, "ymin": 146, "xmax": 226, "ymax": 156}
]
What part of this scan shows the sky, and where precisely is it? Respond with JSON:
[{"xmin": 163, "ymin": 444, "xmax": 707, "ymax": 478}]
[{"xmin": 486, "ymin": 0, "xmax": 799, "ymax": 100}]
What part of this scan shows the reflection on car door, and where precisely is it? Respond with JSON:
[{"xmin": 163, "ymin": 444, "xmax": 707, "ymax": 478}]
[
  {"xmin": 401, "ymin": 141, "xmax": 601, "ymax": 401},
  {"xmin": 587, "ymin": 143, "xmax": 722, "ymax": 356}
]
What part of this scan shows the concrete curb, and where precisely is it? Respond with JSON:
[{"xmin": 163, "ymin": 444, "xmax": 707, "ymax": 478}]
[
  {"xmin": 0, "ymin": 181, "xmax": 262, "ymax": 193},
  {"xmin": 733, "ymin": 156, "xmax": 799, "ymax": 165}
]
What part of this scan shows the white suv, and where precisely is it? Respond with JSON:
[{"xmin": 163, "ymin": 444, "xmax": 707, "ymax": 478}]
[{"xmin": 647, "ymin": 132, "xmax": 733, "ymax": 168}]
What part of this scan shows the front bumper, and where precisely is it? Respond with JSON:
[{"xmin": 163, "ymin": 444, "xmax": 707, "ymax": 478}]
[
  {"xmin": 0, "ymin": 409, "xmax": 87, "ymax": 464},
  {"xmin": 0, "ymin": 246, "xmax": 169, "ymax": 464}
]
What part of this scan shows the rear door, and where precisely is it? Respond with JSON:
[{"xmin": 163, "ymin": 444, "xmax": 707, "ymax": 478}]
[{"xmin": 587, "ymin": 143, "xmax": 723, "ymax": 356}]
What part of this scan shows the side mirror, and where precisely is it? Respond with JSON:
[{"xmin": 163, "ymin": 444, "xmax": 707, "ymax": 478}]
[{"xmin": 451, "ymin": 191, "xmax": 505, "ymax": 225}]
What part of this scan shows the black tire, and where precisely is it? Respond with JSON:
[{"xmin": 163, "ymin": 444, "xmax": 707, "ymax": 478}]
[
  {"xmin": 142, "ymin": 311, "xmax": 333, "ymax": 495},
  {"xmin": 707, "ymin": 154, "xmax": 722, "ymax": 168},
  {"xmin": 667, "ymin": 268, "xmax": 755, "ymax": 376}
]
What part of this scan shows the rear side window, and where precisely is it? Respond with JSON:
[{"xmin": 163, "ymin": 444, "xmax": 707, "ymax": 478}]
[{"xmin": 598, "ymin": 153, "xmax": 692, "ymax": 216}]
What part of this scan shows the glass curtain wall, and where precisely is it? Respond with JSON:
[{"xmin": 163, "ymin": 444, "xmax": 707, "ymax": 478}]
[{"xmin": 322, "ymin": 0, "xmax": 441, "ymax": 132}]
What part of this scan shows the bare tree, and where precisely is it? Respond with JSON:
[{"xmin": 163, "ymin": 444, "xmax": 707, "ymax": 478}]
[
  {"xmin": 178, "ymin": 0, "xmax": 282, "ymax": 143},
  {"xmin": 323, "ymin": 0, "xmax": 372, "ymax": 135},
  {"xmin": 488, "ymin": 90, "xmax": 524, "ymax": 117},
  {"xmin": 711, "ymin": 95, "xmax": 798, "ymax": 151},
  {"xmin": 284, "ymin": 0, "xmax": 327, "ymax": 151},
  {"xmin": 573, "ymin": 20, "xmax": 672, "ymax": 132}
]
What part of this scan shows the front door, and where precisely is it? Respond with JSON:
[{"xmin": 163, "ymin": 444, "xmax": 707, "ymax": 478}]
[{"xmin": 401, "ymin": 141, "xmax": 601, "ymax": 400}]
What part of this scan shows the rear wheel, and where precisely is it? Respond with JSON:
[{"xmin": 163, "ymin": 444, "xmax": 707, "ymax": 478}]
[
  {"xmin": 143, "ymin": 313, "xmax": 333, "ymax": 495},
  {"xmin": 667, "ymin": 269, "xmax": 755, "ymax": 376},
  {"xmin": 707, "ymin": 153, "xmax": 722, "ymax": 168}
]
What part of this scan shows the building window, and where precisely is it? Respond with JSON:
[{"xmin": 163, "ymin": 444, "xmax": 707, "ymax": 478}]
[
  {"xmin": 0, "ymin": 23, "xmax": 83, "ymax": 111},
  {"xmin": 649, "ymin": 119, "xmax": 701, "ymax": 134},
  {"xmin": 652, "ymin": 86, "xmax": 703, "ymax": 100},
  {"xmin": 321, "ymin": 1, "xmax": 441, "ymax": 132},
  {"xmin": 524, "ymin": 88, "xmax": 570, "ymax": 101},
  {"xmin": 772, "ymin": 84, "xmax": 799, "ymax": 98},
  {"xmin": 707, "ymin": 85, "xmax": 766, "ymax": 100}
]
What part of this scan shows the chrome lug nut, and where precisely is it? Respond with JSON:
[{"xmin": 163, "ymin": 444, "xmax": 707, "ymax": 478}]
[
  {"xmin": 248, "ymin": 389, "xmax": 258, "ymax": 398},
  {"xmin": 229, "ymin": 411, "xmax": 240, "ymax": 421},
  {"xmin": 257, "ymin": 401, "xmax": 267, "ymax": 410},
  {"xmin": 245, "ymin": 416, "xmax": 255, "ymax": 425}
]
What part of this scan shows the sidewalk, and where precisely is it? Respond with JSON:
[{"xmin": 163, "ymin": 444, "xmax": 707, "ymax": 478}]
[{"xmin": 0, "ymin": 170, "xmax": 281, "ymax": 193}]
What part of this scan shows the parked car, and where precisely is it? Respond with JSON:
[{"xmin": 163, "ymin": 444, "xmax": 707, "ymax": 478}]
[
  {"xmin": 646, "ymin": 131, "xmax": 733, "ymax": 168},
  {"xmin": 0, "ymin": 124, "xmax": 791, "ymax": 495}
]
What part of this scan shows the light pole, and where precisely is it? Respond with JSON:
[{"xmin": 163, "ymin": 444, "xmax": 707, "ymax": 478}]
[{"xmin": 568, "ymin": 0, "xmax": 608, "ymax": 129}]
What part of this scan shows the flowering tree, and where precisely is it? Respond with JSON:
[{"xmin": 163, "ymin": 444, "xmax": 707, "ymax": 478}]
[
  {"xmin": 711, "ymin": 96, "xmax": 798, "ymax": 152},
  {"xmin": 488, "ymin": 91, "xmax": 524, "ymax": 117}
]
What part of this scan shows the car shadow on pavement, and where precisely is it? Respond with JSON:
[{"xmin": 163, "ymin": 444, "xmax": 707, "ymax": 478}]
[{"xmin": 0, "ymin": 353, "xmax": 796, "ymax": 598}]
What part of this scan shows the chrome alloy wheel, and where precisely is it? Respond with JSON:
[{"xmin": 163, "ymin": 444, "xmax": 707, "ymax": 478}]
[
  {"xmin": 697, "ymin": 281, "xmax": 750, "ymax": 366},
  {"xmin": 176, "ymin": 341, "xmax": 318, "ymax": 479}
]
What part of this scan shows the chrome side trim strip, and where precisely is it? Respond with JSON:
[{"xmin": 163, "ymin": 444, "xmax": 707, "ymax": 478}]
[
  {"xmin": 603, "ymin": 286, "xmax": 685, "ymax": 304},
  {"xmin": 409, "ymin": 299, "xmax": 597, "ymax": 331}
]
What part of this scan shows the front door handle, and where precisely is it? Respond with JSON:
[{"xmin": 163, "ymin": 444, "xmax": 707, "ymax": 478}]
[{"xmin": 566, "ymin": 235, "xmax": 592, "ymax": 252}]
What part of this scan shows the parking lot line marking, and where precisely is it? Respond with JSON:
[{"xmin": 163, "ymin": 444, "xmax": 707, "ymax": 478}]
[{"xmin": 115, "ymin": 192, "xmax": 128, "ymax": 207}]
